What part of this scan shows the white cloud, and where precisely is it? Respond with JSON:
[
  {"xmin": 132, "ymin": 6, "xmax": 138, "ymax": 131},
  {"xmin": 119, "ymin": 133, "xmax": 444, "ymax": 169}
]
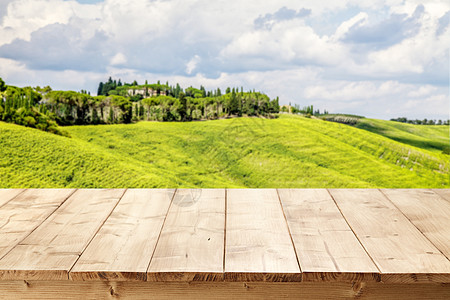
[
  {"xmin": 110, "ymin": 52, "xmax": 127, "ymax": 66},
  {"xmin": 406, "ymin": 85, "xmax": 437, "ymax": 98},
  {"xmin": 221, "ymin": 19, "xmax": 347, "ymax": 69},
  {"xmin": 332, "ymin": 12, "xmax": 369, "ymax": 41},
  {"xmin": 0, "ymin": 0, "xmax": 448, "ymax": 119},
  {"xmin": 302, "ymin": 79, "xmax": 448, "ymax": 119},
  {"xmin": 0, "ymin": 57, "xmax": 104, "ymax": 91},
  {"xmin": 185, "ymin": 55, "xmax": 201, "ymax": 75},
  {"xmin": 0, "ymin": 0, "xmax": 101, "ymax": 45}
]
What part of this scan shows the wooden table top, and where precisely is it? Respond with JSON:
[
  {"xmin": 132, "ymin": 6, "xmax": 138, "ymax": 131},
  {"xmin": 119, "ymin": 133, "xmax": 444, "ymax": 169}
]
[{"xmin": 0, "ymin": 188, "xmax": 449, "ymax": 284}]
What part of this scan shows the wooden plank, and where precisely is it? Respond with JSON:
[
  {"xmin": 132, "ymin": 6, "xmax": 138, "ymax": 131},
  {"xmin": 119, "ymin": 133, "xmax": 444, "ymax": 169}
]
[
  {"xmin": 329, "ymin": 189, "xmax": 450, "ymax": 283},
  {"xmin": 148, "ymin": 189, "xmax": 225, "ymax": 282},
  {"xmin": 278, "ymin": 189, "xmax": 380, "ymax": 282},
  {"xmin": 0, "ymin": 189, "xmax": 25, "ymax": 208},
  {"xmin": 225, "ymin": 189, "xmax": 300, "ymax": 282},
  {"xmin": 0, "ymin": 189, "xmax": 125, "ymax": 280},
  {"xmin": 382, "ymin": 189, "xmax": 450, "ymax": 260},
  {"xmin": 0, "ymin": 281, "xmax": 449, "ymax": 300},
  {"xmin": 70, "ymin": 189, "xmax": 175, "ymax": 281},
  {"xmin": 433, "ymin": 189, "xmax": 450, "ymax": 202},
  {"xmin": 0, "ymin": 189, "xmax": 75, "ymax": 260}
]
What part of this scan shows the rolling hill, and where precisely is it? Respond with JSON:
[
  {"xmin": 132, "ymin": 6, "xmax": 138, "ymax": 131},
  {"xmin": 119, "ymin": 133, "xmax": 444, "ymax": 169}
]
[
  {"xmin": 356, "ymin": 118, "xmax": 449, "ymax": 154},
  {"xmin": 1, "ymin": 114, "xmax": 448, "ymax": 188}
]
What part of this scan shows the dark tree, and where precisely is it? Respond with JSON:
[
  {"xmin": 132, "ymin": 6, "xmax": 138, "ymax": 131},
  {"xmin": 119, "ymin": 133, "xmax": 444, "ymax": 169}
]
[
  {"xmin": 179, "ymin": 92, "xmax": 187, "ymax": 121},
  {"xmin": 139, "ymin": 103, "xmax": 144, "ymax": 118},
  {"xmin": 200, "ymin": 85, "xmax": 206, "ymax": 98},
  {"xmin": 0, "ymin": 77, "xmax": 6, "ymax": 92},
  {"xmin": 229, "ymin": 89, "xmax": 239, "ymax": 115},
  {"xmin": 109, "ymin": 107, "xmax": 114, "ymax": 123},
  {"xmin": 97, "ymin": 82, "xmax": 104, "ymax": 96},
  {"xmin": 175, "ymin": 83, "xmax": 181, "ymax": 98}
]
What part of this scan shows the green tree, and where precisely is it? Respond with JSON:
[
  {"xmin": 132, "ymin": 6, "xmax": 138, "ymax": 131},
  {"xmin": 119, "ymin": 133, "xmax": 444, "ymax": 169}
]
[
  {"xmin": 175, "ymin": 83, "xmax": 181, "ymax": 98},
  {"xmin": 0, "ymin": 77, "xmax": 6, "ymax": 92},
  {"xmin": 229, "ymin": 89, "xmax": 239, "ymax": 115},
  {"xmin": 139, "ymin": 103, "xmax": 144, "ymax": 118},
  {"xmin": 92, "ymin": 108, "xmax": 100, "ymax": 124},
  {"xmin": 109, "ymin": 107, "xmax": 114, "ymax": 123},
  {"xmin": 200, "ymin": 85, "xmax": 206, "ymax": 98},
  {"xmin": 179, "ymin": 92, "xmax": 187, "ymax": 121}
]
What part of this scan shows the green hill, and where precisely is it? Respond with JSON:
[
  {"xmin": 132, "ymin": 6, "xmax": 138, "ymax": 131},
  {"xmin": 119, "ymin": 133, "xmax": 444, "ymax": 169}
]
[
  {"xmin": 356, "ymin": 118, "xmax": 449, "ymax": 154},
  {"xmin": 1, "ymin": 114, "xmax": 448, "ymax": 188}
]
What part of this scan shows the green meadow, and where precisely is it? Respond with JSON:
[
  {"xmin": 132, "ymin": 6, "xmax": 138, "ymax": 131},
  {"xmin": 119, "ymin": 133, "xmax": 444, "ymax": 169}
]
[
  {"xmin": 1, "ymin": 114, "xmax": 448, "ymax": 188},
  {"xmin": 356, "ymin": 118, "xmax": 449, "ymax": 154}
]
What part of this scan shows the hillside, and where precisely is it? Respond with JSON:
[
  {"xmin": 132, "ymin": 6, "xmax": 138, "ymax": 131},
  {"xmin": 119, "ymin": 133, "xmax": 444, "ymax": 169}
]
[
  {"xmin": 1, "ymin": 115, "xmax": 448, "ymax": 188},
  {"xmin": 356, "ymin": 118, "xmax": 449, "ymax": 154}
]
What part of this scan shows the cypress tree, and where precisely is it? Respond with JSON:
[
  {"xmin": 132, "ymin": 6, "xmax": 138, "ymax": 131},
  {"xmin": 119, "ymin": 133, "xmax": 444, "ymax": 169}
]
[
  {"xmin": 179, "ymin": 92, "xmax": 187, "ymax": 121},
  {"xmin": 139, "ymin": 103, "xmax": 144, "ymax": 118},
  {"xmin": 200, "ymin": 85, "xmax": 206, "ymax": 97},
  {"xmin": 97, "ymin": 82, "xmax": 104, "ymax": 96},
  {"xmin": 92, "ymin": 108, "xmax": 99, "ymax": 124},
  {"xmin": 229, "ymin": 88, "xmax": 238, "ymax": 115},
  {"xmin": 109, "ymin": 107, "xmax": 114, "ymax": 123},
  {"xmin": 0, "ymin": 77, "xmax": 6, "ymax": 92}
]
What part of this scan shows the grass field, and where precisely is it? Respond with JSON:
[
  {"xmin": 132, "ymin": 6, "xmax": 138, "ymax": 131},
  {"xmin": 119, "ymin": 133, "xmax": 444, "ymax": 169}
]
[
  {"xmin": 356, "ymin": 118, "xmax": 449, "ymax": 154},
  {"xmin": 1, "ymin": 114, "xmax": 448, "ymax": 188}
]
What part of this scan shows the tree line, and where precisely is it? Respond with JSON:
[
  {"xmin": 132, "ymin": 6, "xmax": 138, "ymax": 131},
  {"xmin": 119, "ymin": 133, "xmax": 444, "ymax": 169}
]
[
  {"xmin": 0, "ymin": 78, "xmax": 68, "ymax": 135},
  {"xmin": 390, "ymin": 117, "xmax": 449, "ymax": 126},
  {"xmin": 280, "ymin": 103, "xmax": 331, "ymax": 117},
  {"xmin": 0, "ymin": 77, "xmax": 280, "ymax": 135}
]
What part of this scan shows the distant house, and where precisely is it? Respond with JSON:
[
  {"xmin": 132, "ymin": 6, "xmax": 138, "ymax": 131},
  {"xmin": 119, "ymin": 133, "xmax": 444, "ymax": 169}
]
[
  {"xmin": 127, "ymin": 87, "xmax": 167, "ymax": 98},
  {"xmin": 280, "ymin": 105, "xmax": 292, "ymax": 113}
]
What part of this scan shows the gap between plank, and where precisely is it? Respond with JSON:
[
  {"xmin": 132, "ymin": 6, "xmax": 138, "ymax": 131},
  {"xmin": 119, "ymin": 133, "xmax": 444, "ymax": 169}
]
[
  {"xmin": 0, "ymin": 189, "xmax": 77, "ymax": 261},
  {"xmin": 223, "ymin": 189, "xmax": 227, "ymax": 275},
  {"xmin": 276, "ymin": 189, "xmax": 303, "ymax": 277},
  {"xmin": 67, "ymin": 189, "xmax": 128, "ymax": 280},
  {"xmin": 379, "ymin": 189, "xmax": 450, "ymax": 262},
  {"xmin": 144, "ymin": 188, "xmax": 177, "ymax": 278},
  {"xmin": 326, "ymin": 189, "xmax": 382, "ymax": 275},
  {"xmin": 0, "ymin": 189, "xmax": 27, "ymax": 210}
]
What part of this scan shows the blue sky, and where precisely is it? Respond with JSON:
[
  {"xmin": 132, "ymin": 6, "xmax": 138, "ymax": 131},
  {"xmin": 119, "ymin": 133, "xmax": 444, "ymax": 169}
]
[{"xmin": 0, "ymin": 0, "xmax": 449, "ymax": 119}]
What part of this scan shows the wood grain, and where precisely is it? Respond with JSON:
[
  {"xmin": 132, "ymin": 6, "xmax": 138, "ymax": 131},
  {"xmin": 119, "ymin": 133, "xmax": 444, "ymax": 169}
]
[
  {"xmin": 0, "ymin": 189, "xmax": 75, "ymax": 260},
  {"xmin": 148, "ymin": 189, "xmax": 225, "ymax": 282},
  {"xmin": 225, "ymin": 189, "xmax": 301, "ymax": 282},
  {"xmin": 1, "ymin": 188, "xmax": 450, "ymax": 292},
  {"xmin": 0, "ymin": 281, "xmax": 448, "ymax": 299},
  {"xmin": 0, "ymin": 189, "xmax": 24, "ymax": 208},
  {"xmin": 382, "ymin": 189, "xmax": 450, "ymax": 260},
  {"xmin": 70, "ymin": 189, "xmax": 174, "ymax": 281},
  {"xmin": 433, "ymin": 189, "xmax": 450, "ymax": 202},
  {"xmin": 0, "ymin": 189, "xmax": 125, "ymax": 280},
  {"xmin": 329, "ymin": 189, "xmax": 450, "ymax": 283},
  {"xmin": 278, "ymin": 189, "xmax": 380, "ymax": 282}
]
